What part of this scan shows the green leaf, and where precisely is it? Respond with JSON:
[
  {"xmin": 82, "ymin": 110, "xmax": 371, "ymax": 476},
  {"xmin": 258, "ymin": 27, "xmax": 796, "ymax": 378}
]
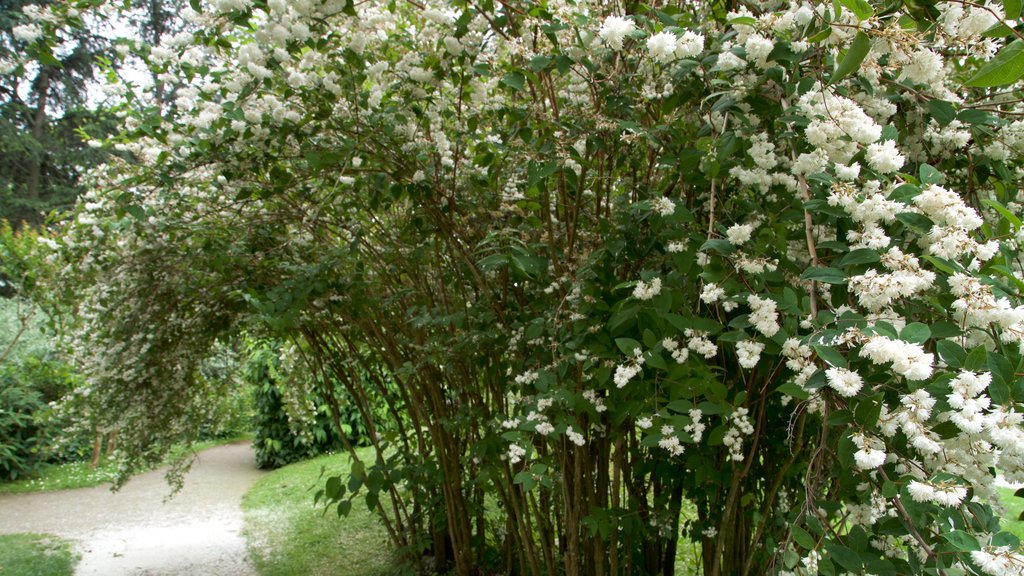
[
  {"xmin": 501, "ymin": 72, "xmax": 526, "ymax": 92},
  {"xmin": 837, "ymin": 0, "xmax": 874, "ymax": 20},
  {"xmin": 826, "ymin": 545, "xmax": 863, "ymax": 572},
  {"xmin": 776, "ymin": 382, "xmax": 810, "ymax": 400},
  {"xmin": 983, "ymin": 198, "xmax": 1023, "ymax": 229},
  {"xmin": 791, "ymin": 526, "xmax": 816, "ymax": 550},
  {"xmin": 813, "ymin": 345, "xmax": 847, "ymax": 368},
  {"xmin": 529, "ymin": 55, "xmax": 552, "ymax": 72},
  {"xmin": 927, "ymin": 100, "xmax": 957, "ymax": 127},
  {"xmin": 189, "ymin": 0, "xmax": 202, "ymax": 12},
  {"xmin": 966, "ymin": 39, "xmax": 1024, "ymax": 87},
  {"xmin": 699, "ymin": 238, "xmax": 735, "ymax": 255},
  {"xmin": 837, "ymin": 248, "xmax": 880, "ymax": 267},
  {"xmin": 919, "ymin": 164, "xmax": 943, "ymax": 185},
  {"xmin": 615, "ymin": 338, "xmax": 643, "ymax": 355},
  {"xmin": 830, "ymin": 31, "xmax": 871, "ymax": 84},
  {"xmin": 941, "ymin": 530, "xmax": 980, "ymax": 552},
  {"xmin": 901, "ymin": 322, "xmax": 931, "ymax": 344},
  {"xmin": 801, "ymin": 267, "xmax": 847, "ymax": 284},
  {"xmin": 1006, "ymin": 0, "xmax": 1023, "ymax": 20}
]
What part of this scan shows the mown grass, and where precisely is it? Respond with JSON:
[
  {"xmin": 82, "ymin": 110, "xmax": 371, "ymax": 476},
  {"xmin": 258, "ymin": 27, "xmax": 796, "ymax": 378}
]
[
  {"xmin": 0, "ymin": 435, "xmax": 252, "ymax": 494},
  {"xmin": 0, "ymin": 533, "xmax": 78, "ymax": 576},
  {"xmin": 242, "ymin": 448, "xmax": 396, "ymax": 576},
  {"xmin": 1000, "ymin": 486, "xmax": 1024, "ymax": 540}
]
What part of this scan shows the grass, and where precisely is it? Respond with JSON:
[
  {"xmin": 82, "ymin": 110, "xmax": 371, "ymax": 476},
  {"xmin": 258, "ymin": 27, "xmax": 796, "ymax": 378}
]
[
  {"xmin": 0, "ymin": 533, "xmax": 78, "ymax": 576},
  {"xmin": 242, "ymin": 448, "xmax": 397, "ymax": 576},
  {"xmin": 0, "ymin": 435, "xmax": 252, "ymax": 494},
  {"xmin": 1000, "ymin": 486, "xmax": 1024, "ymax": 540}
]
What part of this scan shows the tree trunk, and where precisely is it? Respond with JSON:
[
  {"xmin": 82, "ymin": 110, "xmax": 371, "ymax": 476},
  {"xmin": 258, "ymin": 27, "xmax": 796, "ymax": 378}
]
[{"xmin": 26, "ymin": 67, "xmax": 51, "ymax": 202}]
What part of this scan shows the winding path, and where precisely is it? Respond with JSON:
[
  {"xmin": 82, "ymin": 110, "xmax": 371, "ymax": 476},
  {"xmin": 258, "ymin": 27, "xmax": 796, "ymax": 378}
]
[{"xmin": 0, "ymin": 441, "xmax": 265, "ymax": 576}]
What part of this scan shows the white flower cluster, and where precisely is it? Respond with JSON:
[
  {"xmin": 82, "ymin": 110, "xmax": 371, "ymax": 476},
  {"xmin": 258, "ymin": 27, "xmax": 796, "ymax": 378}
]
[
  {"xmin": 658, "ymin": 425, "xmax": 685, "ymax": 456},
  {"xmin": 825, "ymin": 367, "xmax": 863, "ymax": 397},
  {"xmin": 723, "ymin": 407, "xmax": 754, "ymax": 461},
  {"xmin": 859, "ymin": 335, "xmax": 933, "ymax": 381},
  {"xmin": 683, "ymin": 329, "xmax": 717, "ymax": 359},
  {"xmin": 852, "ymin": 432, "xmax": 887, "ymax": 470},
  {"xmin": 747, "ymin": 295, "xmax": 780, "ymax": 337},
  {"xmin": 906, "ymin": 480, "xmax": 967, "ymax": 507},
  {"xmin": 684, "ymin": 409, "xmax": 705, "ymax": 443},
  {"xmin": 736, "ymin": 340, "xmax": 764, "ymax": 369},
  {"xmin": 782, "ymin": 338, "xmax": 817, "ymax": 389},
  {"xmin": 914, "ymin": 184, "xmax": 998, "ymax": 264},
  {"xmin": 828, "ymin": 181, "xmax": 905, "ymax": 251},
  {"xmin": 700, "ymin": 283, "xmax": 726, "ymax": 304},
  {"xmin": 507, "ymin": 444, "xmax": 526, "ymax": 464},
  {"xmin": 633, "ymin": 277, "xmax": 662, "ymax": 300},
  {"xmin": 726, "ymin": 222, "xmax": 754, "ymax": 246},
  {"xmin": 949, "ymin": 273, "xmax": 1024, "ymax": 347},
  {"xmin": 599, "ymin": 16, "xmax": 635, "ymax": 51},
  {"xmin": 971, "ymin": 546, "xmax": 1024, "ymax": 576},
  {"xmin": 661, "ymin": 338, "xmax": 689, "ymax": 364},
  {"xmin": 946, "ymin": 370, "xmax": 992, "ymax": 434},
  {"xmin": 848, "ymin": 247, "xmax": 936, "ymax": 312},
  {"xmin": 582, "ymin": 390, "xmax": 607, "ymax": 413},
  {"xmin": 614, "ymin": 347, "xmax": 645, "ymax": 388},
  {"xmin": 566, "ymin": 426, "xmax": 586, "ymax": 447},
  {"xmin": 799, "ymin": 89, "xmax": 882, "ymax": 165}
]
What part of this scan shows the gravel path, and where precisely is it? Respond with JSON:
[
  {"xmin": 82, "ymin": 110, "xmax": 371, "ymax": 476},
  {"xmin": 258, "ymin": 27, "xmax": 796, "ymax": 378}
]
[{"xmin": 0, "ymin": 441, "xmax": 265, "ymax": 576}]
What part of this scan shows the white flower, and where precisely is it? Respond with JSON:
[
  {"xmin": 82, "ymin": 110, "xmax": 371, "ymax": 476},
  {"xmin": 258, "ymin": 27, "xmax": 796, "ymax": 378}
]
[
  {"xmin": 566, "ymin": 426, "xmax": 586, "ymax": 446},
  {"xmin": 854, "ymin": 446, "xmax": 886, "ymax": 470},
  {"xmin": 647, "ymin": 32, "xmax": 678, "ymax": 63},
  {"xmin": 825, "ymin": 367, "xmax": 863, "ymax": 397},
  {"xmin": 736, "ymin": 340, "xmax": 765, "ymax": 369},
  {"xmin": 865, "ymin": 140, "xmax": 905, "ymax": 174},
  {"xmin": 700, "ymin": 283, "xmax": 726, "ymax": 304},
  {"xmin": 675, "ymin": 31, "xmax": 704, "ymax": 58},
  {"xmin": 633, "ymin": 277, "xmax": 662, "ymax": 300},
  {"xmin": 12, "ymin": 23, "xmax": 42, "ymax": 44},
  {"xmin": 744, "ymin": 34, "xmax": 774, "ymax": 67},
  {"xmin": 748, "ymin": 295, "xmax": 780, "ymax": 337},
  {"xmin": 637, "ymin": 417, "xmax": 653, "ymax": 429},
  {"xmin": 907, "ymin": 480, "xmax": 966, "ymax": 507},
  {"xmin": 726, "ymin": 223, "xmax": 754, "ymax": 245},
  {"xmin": 507, "ymin": 444, "xmax": 526, "ymax": 464},
  {"xmin": 599, "ymin": 16, "xmax": 635, "ymax": 51},
  {"xmin": 717, "ymin": 51, "xmax": 746, "ymax": 71},
  {"xmin": 834, "ymin": 162, "xmax": 861, "ymax": 181},
  {"xmin": 859, "ymin": 336, "xmax": 933, "ymax": 381},
  {"xmin": 652, "ymin": 197, "xmax": 675, "ymax": 216}
]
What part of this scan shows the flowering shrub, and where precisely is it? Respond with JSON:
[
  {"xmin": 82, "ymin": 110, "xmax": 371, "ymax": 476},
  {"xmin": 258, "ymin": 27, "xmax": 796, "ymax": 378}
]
[{"xmin": 18, "ymin": 0, "xmax": 1024, "ymax": 574}]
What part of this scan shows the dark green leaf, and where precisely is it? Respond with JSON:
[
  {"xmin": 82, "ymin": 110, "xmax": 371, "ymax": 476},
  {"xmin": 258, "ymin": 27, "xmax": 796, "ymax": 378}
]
[
  {"xmin": 813, "ymin": 345, "xmax": 847, "ymax": 368},
  {"xmin": 838, "ymin": 248, "xmax": 880, "ymax": 267},
  {"xmin": 791, "ymin": 526, "xmax": 816, "ymax": 550},
  {"xmin": 501, "ymin": 72, "xmax": 526, "ymax": 91},
  {"xmin": 826, "ymin": 545, "xmax": 863, "ymax": 572},
  {"xmin": 927, "ymin": 100, "xmax": 957, "ymax": 127},
  {"xmin": 966, "ymin": 39, "xmax": 1024, "ymax": 86},
  {"xmin": 837, "ymin": 0, "xmax": 874, "ymax": 20},
  {"xmin": 1006, "ymin": 0, "xmax": 1022, "ymax": 20},
  {"xmin": 941, "ymin": 530, "xmax": 980, "ymax": 552},
  {"xmin": 831, "ymin": 31, "xmax": 871, "ymax": 84},
  {"xmin": 615, "ymin": 338, "xmax": 643, "ymax": 356},
  {"xmin": 919, "ymin": 164, "xmax": 943, "ymax": 185},
  {"xmin": 901, "ymin": 322, "xmax": 931, "ymax": 344},
  {"xmin": 801, "ymin": 267, "xmax": 847, "ymax": 284}
]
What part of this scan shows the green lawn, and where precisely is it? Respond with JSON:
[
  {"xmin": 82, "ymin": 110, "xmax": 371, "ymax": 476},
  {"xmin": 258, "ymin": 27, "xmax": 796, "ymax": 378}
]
[
  {"xmin": 242, "ymin": 449, "xmax": 397, "ymax": 576},
  {"xmin": 1000, "ymin": 486, "xmax": 1024, "ymax": 540},
  {"xmin": 0, "ymin": 533, "xmax": 78, "ymax": 576}
]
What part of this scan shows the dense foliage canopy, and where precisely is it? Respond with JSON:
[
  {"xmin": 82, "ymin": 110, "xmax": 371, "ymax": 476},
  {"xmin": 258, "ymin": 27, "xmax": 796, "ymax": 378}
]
[{"xmin": 16, "ymin": 0, "xmax": 1024, "ymax": 574}]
